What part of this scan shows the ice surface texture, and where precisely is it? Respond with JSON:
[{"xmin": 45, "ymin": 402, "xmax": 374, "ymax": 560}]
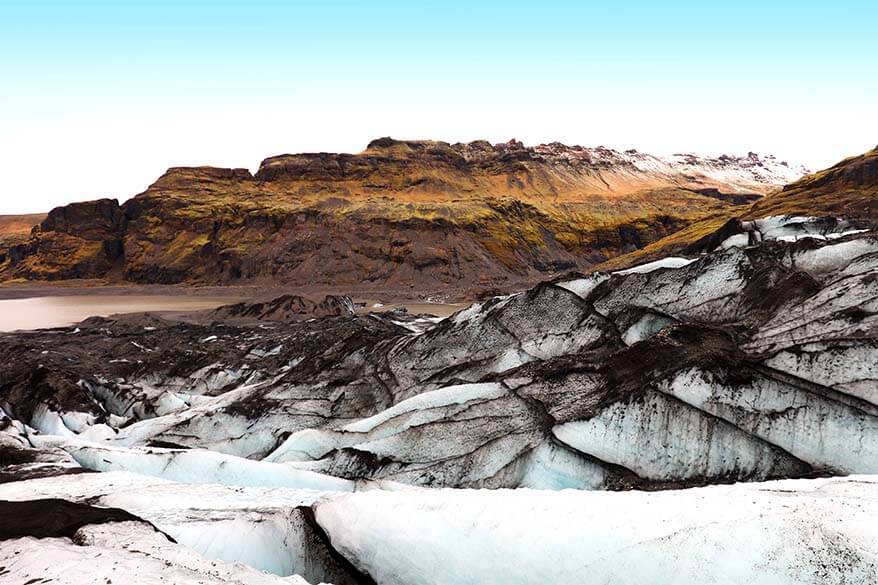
[
  {"xmin": 1, "ymin": 215, "xmax": 877, "ymax": 584},
  {"xmin": 1, "ymin": 472, "xmax": 876, "ymax": 585},
  {"xmin": 1, "ymin": 215, "xmax": 876, "ymax": 490}
]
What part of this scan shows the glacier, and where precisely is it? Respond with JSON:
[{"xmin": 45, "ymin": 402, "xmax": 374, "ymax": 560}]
[{"xmin": 0, "ymin": 214, "xmax": 876, "ymax": 583}]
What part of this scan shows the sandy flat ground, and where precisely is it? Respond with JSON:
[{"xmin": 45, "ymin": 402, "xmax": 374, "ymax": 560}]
[
  {"xmin": 0, "ymin": 280, "xmax": 489, "ymax": 302},
  {"xmin": 0, "ymin": 282, "xmax": 472, "ymax": 331}
]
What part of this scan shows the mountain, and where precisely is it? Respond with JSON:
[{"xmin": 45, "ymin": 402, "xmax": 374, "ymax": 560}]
[
  {"xmin": 0, "ymin": 213, "xmax": 44, "ymax": 253},
  {"xmin": 747, "ymin": 144, "xmax": 878, "ymax": 221},
  {"xmin": 0, "ymin": 138, "xmax": 806, "ymax": 294},
  {"xmin": 597, "ymin": 145, "xmax": 878, "ymax": 271}
]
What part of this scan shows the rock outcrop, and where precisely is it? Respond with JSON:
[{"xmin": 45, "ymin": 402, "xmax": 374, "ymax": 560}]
[
  {"xmin": 0, "ymin": 213, "xmax": 45, "ymax": 264},
  {"xmin": 211, "ymin": 294, "xmax": 356, "ymax": 323}
]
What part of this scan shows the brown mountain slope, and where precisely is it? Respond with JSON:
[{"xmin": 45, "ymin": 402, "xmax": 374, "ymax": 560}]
[
  {"xmin": 744, "ymin": 145, "xmax": 878, "ymax": 222},
  {"xmin": 0, "ymin": 214, "xmax": 47, "ymax": 269},
  {"xmin": 596, "ymin": 145, "xmax": 878, "ymax": 271},
  {"xmin": 0, "ymin": 138, "xmax": 805, "ymax": 293},
  {"xmin": 0, "ymin": 214, "xmax": 45, "ymax": 248}
]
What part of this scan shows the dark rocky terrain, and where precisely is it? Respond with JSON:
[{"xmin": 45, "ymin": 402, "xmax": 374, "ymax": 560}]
[{"xmin": 1, "ymin": 214, "xmax": 874, "ymax": 491}]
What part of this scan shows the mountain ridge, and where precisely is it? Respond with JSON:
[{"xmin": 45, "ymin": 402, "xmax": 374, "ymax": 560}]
[
  {"xmin": 595, "ymin": 144, "xmax": 878, "ymax": 272},
  {"xmin": 0, "ymin": 138, "xmax": 807, "ymax": 293}
]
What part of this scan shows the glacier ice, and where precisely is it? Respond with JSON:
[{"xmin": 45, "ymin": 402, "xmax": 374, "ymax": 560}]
[
  {"xmin": 314, "ymin": 476, "xmax": 878, "ymax": 585},
  {"xmin": 2, "ymin": 214, "xmax": 878, "ymax": 583}
]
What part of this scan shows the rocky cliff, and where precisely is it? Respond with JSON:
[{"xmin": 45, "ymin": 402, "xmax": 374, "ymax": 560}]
[{"xmin": 0, "ymin": 138, "xmax": 806, "ymax": 292}]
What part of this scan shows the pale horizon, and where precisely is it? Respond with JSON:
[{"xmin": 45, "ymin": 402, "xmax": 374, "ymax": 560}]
[
  {"xmin": 1, "ymin": 133, "xmax": 875, "ymax": 216},
  {"xmin": 2, "ymin": 0, "xmax": 876, "ymax": 214}
]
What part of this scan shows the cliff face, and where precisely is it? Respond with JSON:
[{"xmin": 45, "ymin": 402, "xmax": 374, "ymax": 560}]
[
  {"xmin": 0, "ymin": 138, "xmax": 806, "ymax": 291},
  {"xmin": 2, "ymin": 200, "xmax": 125, "ymax": 280}
]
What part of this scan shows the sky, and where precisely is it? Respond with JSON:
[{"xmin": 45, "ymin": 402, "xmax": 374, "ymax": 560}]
[{"xmin": 1, "ymin": 0, "xmax": 877, "ymax": 214}]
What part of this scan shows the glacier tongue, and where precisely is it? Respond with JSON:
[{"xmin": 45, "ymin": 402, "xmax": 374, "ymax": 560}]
[
  {"xmin": 1, "ymin": 214, "xmax": 878, "ymax": 583},
  {"xmin": 5, "ymin": 222, "xmax": 878, "ymax": 489}
]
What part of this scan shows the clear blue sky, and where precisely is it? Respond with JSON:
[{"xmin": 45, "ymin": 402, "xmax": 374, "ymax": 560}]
[{"xmin": 1, "ymin": 0, "xmax": 876, "ymax": 213}]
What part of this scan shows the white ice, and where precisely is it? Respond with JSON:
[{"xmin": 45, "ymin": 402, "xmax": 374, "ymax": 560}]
[
  {"xmin": 0, "ymin": 471, "xmax": 334, "ymax": 578},
  {"xmin": 553, "ymin": 390, "xmax": 801, "ymax": 481},
  {"xmin": 661, "ymin": 367, "xmax": 878, "ymax": 473},
  {"xmin": 0, "ymin": 520, "xmax": 318, "ymax": 585},
  {"xmin": 621, "ymin": 312, "xmax": 677, "ymax": 345},
  {"xmin": 268, "ymin": 383, "xmax": 508, "ymax": 463},
  {"xmin": 29, "ymin": 436, "xmax": 355, "ymax": 491},
  {"xmin": 613, "ymin": 256, "xmax": 696, "ymax": 275},
  {"xmin": 314, "ymin": 476, "xmax": 878, "ymax": 585},
  {"xmin": 554, "ymin": 273, "xmax": 610, "ymax": 299}
]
